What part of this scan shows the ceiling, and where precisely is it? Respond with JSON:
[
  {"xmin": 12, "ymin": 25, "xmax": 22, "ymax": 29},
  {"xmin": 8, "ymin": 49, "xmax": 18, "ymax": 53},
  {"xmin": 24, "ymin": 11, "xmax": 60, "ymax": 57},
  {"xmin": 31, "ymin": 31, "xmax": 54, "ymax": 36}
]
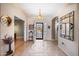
[{"xmin": 13, "ymin": 3, "xmax": 65, "ymax": 16}]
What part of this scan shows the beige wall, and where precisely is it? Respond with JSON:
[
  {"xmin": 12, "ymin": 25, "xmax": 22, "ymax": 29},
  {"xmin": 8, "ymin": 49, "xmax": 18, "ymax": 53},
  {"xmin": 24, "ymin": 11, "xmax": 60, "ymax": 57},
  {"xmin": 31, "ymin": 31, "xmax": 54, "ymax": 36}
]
[
  {"xmin": 77, "ymin": 4, "xmax": 79, "ymax": 55},
  {"xmin": 56, "ymin": 4, "xmax": 79, "ymax": 56},
  {"xmin": 0, "ymin": 3, "xmax": 28, "ymax": 55},
  {"xmin": 52, "ymin": 17, "xmax": 56, "ymax": 39},
  {"xmin": 0, "ymin": 4, "xmax": 1, "ymax": 55}
]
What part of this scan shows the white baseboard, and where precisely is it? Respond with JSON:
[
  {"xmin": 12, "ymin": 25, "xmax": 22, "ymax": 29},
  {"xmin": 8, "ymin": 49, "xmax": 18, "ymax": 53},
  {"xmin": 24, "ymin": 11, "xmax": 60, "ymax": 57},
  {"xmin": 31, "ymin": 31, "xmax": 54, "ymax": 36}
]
[{"xmin": 58, "ymin": 46, "xmax": 69, "ymax": 56}]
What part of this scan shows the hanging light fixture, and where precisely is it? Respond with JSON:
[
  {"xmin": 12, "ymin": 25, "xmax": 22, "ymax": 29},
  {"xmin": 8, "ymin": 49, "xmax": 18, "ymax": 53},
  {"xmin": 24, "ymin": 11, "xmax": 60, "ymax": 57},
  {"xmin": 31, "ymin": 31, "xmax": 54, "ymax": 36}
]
[{"xmin": 35, "ymin": 9, "xmax": 44, "ymax": 20}]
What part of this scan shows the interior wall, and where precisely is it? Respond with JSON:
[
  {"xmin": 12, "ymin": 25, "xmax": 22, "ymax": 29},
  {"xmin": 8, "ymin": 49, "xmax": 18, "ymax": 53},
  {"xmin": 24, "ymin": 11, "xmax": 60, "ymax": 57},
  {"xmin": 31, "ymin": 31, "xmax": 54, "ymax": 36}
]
[
  {"xmin": 77, "ymin": 4, "xmax": 79, "ymax": 55},
  {"xmin": 52, "ymin": 18, "xmax": 55, "ymax": 39},
  {"xmin": 0, "ymin": 4, "xmax": 1, "ymax": 46},
  {"xmin": 44, "ymin": 16, "xmax": 57, "ymax": 41},
  {"xmin": 0, "ymin": 3, "xmax": 28, "ymax": 55},
  {"xmin": 46, "ymin": 16, "xmax": 53, "ymax": 40},
  {"xmin": 56, "ymin": 4, "xmax": 78, "ymax": 56}
]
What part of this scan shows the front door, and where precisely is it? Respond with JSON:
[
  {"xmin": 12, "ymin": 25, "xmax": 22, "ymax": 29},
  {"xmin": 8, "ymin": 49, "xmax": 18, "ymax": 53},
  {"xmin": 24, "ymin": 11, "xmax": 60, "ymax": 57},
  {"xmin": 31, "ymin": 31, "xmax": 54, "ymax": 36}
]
[{"xmin": 36, "ymin": 22, "xmax": 43, "ymax": 39}]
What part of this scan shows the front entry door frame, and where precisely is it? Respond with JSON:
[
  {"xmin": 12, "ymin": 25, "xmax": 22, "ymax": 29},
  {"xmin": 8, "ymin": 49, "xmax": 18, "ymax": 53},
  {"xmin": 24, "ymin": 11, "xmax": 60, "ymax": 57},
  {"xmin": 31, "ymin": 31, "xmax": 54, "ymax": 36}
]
[{"xmin": 36, "ymin": 22, "xmax": 44, "ymax": 39}]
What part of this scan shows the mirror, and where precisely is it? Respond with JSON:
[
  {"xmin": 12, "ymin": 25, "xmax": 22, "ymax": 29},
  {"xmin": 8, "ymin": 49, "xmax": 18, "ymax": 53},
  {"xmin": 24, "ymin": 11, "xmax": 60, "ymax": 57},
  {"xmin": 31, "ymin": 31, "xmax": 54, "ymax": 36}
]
[{"xmin": 60, "ymin": 11, "xmax": 74, "ymax": 41}]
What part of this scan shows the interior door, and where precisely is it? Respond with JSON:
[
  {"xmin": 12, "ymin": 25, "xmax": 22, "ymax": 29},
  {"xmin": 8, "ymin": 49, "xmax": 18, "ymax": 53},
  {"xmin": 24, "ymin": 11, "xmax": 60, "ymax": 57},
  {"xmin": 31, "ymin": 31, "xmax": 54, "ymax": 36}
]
[{"xmin": 36, "ymin": 22, "xmax": 43, "ymax": 39}]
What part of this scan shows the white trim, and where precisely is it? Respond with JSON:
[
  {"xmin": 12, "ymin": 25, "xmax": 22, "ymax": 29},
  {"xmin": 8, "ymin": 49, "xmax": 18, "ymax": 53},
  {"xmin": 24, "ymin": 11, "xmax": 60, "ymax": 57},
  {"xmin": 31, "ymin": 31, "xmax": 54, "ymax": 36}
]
[{"xmin": 58, "ymin": 45, "xmax": 69, "ymax": 56}]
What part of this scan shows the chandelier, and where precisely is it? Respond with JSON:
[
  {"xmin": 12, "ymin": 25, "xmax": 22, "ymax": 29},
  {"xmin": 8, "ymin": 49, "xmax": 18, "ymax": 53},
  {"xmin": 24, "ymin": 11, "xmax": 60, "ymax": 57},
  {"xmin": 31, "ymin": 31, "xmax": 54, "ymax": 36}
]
[{"xmin": 35, "ymin": 9, "xmax": 44, "ymax": 20}]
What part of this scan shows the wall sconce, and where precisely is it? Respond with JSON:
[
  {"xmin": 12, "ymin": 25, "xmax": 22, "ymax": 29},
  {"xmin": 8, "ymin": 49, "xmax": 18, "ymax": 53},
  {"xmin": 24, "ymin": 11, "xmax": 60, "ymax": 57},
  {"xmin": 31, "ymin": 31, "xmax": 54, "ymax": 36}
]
[{"xmin": 48, "ymin": 26, "xmax": 50, "ymax": 29}]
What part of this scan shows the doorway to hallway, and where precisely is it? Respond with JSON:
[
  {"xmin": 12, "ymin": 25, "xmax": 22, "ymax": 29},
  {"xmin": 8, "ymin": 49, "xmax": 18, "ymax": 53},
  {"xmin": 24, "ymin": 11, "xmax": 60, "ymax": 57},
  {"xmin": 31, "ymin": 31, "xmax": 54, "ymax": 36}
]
[
  {"xmin": 14, "ymin": 16, "xmax": 24, "ymax": 51},
  {"xmin": 52, "ymin": 17, "xmax": 59, "ymax": 41}
]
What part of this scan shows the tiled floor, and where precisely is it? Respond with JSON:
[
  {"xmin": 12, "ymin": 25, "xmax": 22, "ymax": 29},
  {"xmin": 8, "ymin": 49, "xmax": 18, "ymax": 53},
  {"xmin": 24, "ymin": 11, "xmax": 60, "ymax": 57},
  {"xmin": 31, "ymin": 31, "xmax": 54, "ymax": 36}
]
[{"xmin": 14, "ymin": 39, "xmax": 67, "ymax": 56}]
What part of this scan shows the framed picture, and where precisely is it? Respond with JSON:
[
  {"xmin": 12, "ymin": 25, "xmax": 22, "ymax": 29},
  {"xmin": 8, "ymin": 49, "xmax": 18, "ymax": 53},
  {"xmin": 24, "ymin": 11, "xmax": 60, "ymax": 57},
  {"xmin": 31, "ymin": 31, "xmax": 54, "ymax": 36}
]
[{"xmin": 29, "ymin": 24, "xmax": 34, "ymax": 30}]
